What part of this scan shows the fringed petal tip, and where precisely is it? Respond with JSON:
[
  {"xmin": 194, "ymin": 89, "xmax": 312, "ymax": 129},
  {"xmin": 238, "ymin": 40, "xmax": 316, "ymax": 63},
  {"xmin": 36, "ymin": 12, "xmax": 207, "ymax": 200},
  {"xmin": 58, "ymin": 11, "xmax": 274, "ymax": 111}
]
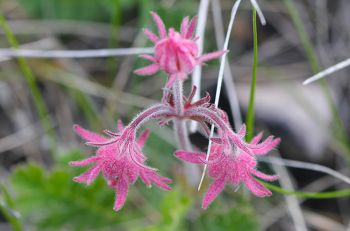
[
  {"xmin": 197, "ymin": 50, "xmax": 227, "ymax": 64},
  {"xmin": 134, "ymin": 64, "xmax": 160, "ymax": 76},
  {"xmin": 174, "ymin": 151, "xmax": 205, "ymax": 164}
]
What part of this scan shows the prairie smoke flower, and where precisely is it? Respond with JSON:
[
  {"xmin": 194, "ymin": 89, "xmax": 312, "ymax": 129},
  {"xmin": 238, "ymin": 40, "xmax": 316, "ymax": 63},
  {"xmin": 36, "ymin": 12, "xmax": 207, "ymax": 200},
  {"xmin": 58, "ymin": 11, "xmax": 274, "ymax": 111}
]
[
  {"xmin": 134, "ymin": 12, "xmax": 225, "ymax": 87},
  {"xmin": 175, "ymin": 127, "xmax": 280, "ymax": 209},
  {"xmin": 70, "ymin": 121, "xmax": 172, "ymax": 211}
]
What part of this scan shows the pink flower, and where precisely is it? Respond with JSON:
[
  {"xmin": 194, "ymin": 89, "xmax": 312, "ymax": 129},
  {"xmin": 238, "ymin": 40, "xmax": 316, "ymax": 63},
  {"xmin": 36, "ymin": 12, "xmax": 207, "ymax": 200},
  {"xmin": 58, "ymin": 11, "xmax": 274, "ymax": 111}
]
[
  {"xmin": 134, "ymin": 12, "xmax": 225, "ymax": 87},
  {"xmin": 175, "ymin": 128, "xmax": 280, "ymax": 209},
  {"xmin": 70, "ymin": 121, "xmax": 172, "ymax": 211}
]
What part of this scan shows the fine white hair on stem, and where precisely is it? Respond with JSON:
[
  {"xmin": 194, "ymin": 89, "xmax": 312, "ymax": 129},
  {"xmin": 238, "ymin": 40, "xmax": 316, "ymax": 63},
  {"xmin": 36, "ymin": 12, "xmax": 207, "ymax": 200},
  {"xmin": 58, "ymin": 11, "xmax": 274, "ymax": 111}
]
[
  {"xmin": 250, "ymin": 0, "xmax": 266, "ymax": 25},
  {"xmin": 211, "ymin": 0, "xmax": 243, "ymax": 130},
  {"xmin": 0, "ymin": 47, "xmax": 153, "ymax": 58},
  {"xmin": 198, "ymin": 0, "xmax": 242, "ymax": 191},
  {"xmin": 303, "ymin": 57, "xmax": 350, "ymax": 85},
  {"xmin": 190, "ymin": 0, "xmax": 210, "ymax": 133},
  {"xmin": 261, "ymin": 157, "xmax": 350, "ymax": 185}
]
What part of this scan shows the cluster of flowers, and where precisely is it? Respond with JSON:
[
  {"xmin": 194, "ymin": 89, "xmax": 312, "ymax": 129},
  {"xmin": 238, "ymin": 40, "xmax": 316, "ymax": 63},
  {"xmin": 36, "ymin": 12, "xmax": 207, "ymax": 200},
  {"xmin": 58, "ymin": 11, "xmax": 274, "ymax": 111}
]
[{"xmin": 70, "ymin": 12, "xmax": 280, "ymax": 211}]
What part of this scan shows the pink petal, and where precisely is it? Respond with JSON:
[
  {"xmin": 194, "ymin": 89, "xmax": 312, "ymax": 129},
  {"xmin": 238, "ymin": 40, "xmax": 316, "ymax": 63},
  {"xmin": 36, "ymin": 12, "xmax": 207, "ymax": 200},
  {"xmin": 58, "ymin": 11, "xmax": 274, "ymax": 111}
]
[
  {"xmin": 139, "ymin": 54, "xmax": 156, "ymax": 62},
  {"xmin": 140, "ymin": 171, "xmax": 151, "ymax": 186},
  {"xmin": 197, "ymin": 50, "xmax": 226, "ymax": 64},
  {"xmin": 149, "ymin": 174, "xmax": 172, "ymax": 190},
  {"xmin": 69, "ymin": 156, "xmax": 101, "ymax": 166},
  {"xmin": 134, "ymin": 64, "xmax": 160, "ymax": 76},
  {"xmin": 251, "ymin": 169, "xmax": 279, "ymax": 181},
  {"xmin": 113, "ymin": 178, "xmax": 129, "ymax": 211},
  {"xmin": 210, "ymin": 137, "xmax": 222, "ymax": 144},
  {"xmin": 143, "ymin": 28, "xmax": 159, "ymax": 43},
  {"xmin": 117, "ymin": 119, "xmax": 124, "ymax": 132},
  {"xmin": 137, "ymin": 128, "xmax": 151, "ymax": 148},
  {"xmin": 185, "ymin": 16, "xmax": 197, "ymax": 39},
  {"xmin": 244, "ymin": 176, "xmax": 272, "ymax": 197},
  {"xmin": 180, "ymin": 16, "xmax": 189, "ymax": 36},
  {"xmin": 251, "ymin": 132, "xmax": 263, "ymax": 145},
  {"xmin": 202, "ymin": 175, "xmax": 226, "ymax": 209},
  {"xmin": 150, "ymin": 12, "xmax": 167, "ymax": 39},
  {"xmin": 73, "ymin": 164, "xmax": 101, "ymax": 185},
  {"xmin": 251, "ymin": 138, "xmax": 281, "ymax": 155},
  {"xmin": 238, "ymin": 124, "xmax": 246, "ymax": 137},
  {"xmin": 175, "ymin": 151, "xmax": 206, "ymax": 164},
  {"xmin": 73, "ymin": 125, "xmax": 107, "ymax": 143}
]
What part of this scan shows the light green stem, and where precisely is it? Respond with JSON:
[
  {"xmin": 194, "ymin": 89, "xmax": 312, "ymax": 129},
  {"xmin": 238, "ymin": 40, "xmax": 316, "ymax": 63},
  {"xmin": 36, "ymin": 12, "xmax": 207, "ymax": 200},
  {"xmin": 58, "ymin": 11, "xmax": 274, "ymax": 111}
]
[{"xmin": 246, "ymin": 9, "xmax": 258, "ymax": 142}]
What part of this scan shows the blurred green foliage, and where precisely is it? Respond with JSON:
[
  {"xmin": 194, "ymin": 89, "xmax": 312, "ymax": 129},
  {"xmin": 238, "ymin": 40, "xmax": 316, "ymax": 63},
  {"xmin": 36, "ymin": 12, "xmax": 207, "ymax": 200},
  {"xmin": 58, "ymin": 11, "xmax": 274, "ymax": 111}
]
[{"xmin": 7, "ymin": 146, "xmax": 258, "ymax": 230}]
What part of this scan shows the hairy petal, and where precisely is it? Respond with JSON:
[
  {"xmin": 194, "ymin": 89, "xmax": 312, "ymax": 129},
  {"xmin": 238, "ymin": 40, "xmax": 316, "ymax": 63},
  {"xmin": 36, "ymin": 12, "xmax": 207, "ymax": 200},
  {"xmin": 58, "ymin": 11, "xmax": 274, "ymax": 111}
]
[
  {"xmin": 113, "ymin": 178, "xmax": 129, "ymax": 211},
  {"xmin": 185, "ymin": 16, "xmax": 197, "ymax": 39},
  {"xmin": 73, "ymin": 125, "xmax": 107, "ymax": 143},
  {"xmin": 69, "ymin": 156, "xmax": 101, "ymax": 166},
  {"xmin": 134, "ymin": 64, "xmax": 160, "ymax": 76},
  {"xmin": 197, "ymin": 50, "xmax": 226, "ymax": 64},
  {"xmin": 150, "ymin": 12, "xmax": 167, "ymax": 39},
  {"xmin": 139, "ymin": 54, "xmax": 157, "ymax": 62},
  {"xmin": 180, "ymin": 16, "xmax": 189, "ymax": 36},
  {"xmin": 137, "ymin": 129, "xmax": 151, "ymax": 148},
  {"xmin": 251, "ymin": 132, "xmax": 263, "ymax": 145},
  {"xmin": 73, "ymin": 164, "xmax": 101, "ymax": 185},
  {"xmin": 251, "ymin": 169, "xmax": 279, "ymax": 181},
  {"xmin": 175, "ymin": 151, "xmax": 206, "ymax": 164},
  {"xmin": 251, "ymin": 138, "xmax": 281, "ymax": 155},
  {"xmin": 143, "ymin": 28, "xmax": 159, "ymax": 43},
  {"xmin": 244, "ymin": 175, "xmax": 272, "ymax": 197},
  {"xmin": 202, "ymin": 175, "xmax": 226, "ymax": 209},
  {"xmin": 238, "ymin": 124, "xmax": 246, "ymax": 137}
]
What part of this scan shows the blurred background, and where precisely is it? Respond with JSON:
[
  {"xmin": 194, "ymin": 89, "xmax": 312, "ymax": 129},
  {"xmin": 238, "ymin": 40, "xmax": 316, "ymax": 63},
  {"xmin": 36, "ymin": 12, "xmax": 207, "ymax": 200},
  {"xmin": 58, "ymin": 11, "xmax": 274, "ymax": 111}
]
[{"xmin": 0, "ymin": 0, "xmax": 349, "ymax": 230}]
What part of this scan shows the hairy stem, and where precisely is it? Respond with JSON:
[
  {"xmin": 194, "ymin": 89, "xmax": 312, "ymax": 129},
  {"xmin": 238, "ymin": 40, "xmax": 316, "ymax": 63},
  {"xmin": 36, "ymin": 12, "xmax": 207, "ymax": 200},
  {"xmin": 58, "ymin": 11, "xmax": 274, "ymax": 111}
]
[
  {"xmin": 172, "ymin": 78, "xmax": 200, "ymax": 184},
  {"xmin": 172, "ymin": 78, "xmax": 191, "ymax": 150}
]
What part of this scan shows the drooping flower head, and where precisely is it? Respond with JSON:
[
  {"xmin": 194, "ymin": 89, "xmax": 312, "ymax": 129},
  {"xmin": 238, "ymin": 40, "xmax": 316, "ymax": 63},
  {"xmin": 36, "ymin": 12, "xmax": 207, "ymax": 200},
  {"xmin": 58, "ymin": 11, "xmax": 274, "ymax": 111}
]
[
  {"xmin": 176, "ymin": 126, "xmax": 280, "ymax": 209},
  {"xmin": 135, "ymin": 12, "xmax": 225, "ymax": 87},
  {"xmin": 70, "ymin": 121, "xmax": 172, "ymax": 211}
]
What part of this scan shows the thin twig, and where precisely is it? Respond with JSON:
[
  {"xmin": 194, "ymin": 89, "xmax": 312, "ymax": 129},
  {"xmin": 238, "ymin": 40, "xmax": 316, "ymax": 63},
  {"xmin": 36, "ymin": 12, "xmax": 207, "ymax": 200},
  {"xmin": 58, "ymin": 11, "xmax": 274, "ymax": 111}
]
[
  {"xmin": 211, "ymin": 0, "xmax": 243, "ymax": 130},
  {"xmin": 261, "ymin": 157, "xmax": 350, "ymax": 185},
  {"xmin": 190, "ymin": 0, "xmax": 210, "ymax": 133},
  {"xmin": 303, "ymin": 58, "xmax": 350, "ymax": 85},
  {"xmin": 198, "ymin": 0, "xmax": 242, "ymax": 191},
  {"xmin": 0, "ymin": 47, "xmax": 153, "ymax": 58},
  {"xmin": 271, "ymin": 154, "xmax": 308, "ymax": 231}
]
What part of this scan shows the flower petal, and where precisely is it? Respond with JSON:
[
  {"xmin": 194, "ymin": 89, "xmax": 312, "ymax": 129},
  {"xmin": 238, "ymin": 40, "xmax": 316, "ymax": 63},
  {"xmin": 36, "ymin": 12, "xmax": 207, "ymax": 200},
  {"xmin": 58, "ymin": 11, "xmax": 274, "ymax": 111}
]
[
  {"xmin": 175, "ymin": 151, "xmax": 206, "ymax": 164},
  {"xmin": 251, "ymin": 132, "xmax": 263, "ymax": 144},
  {"xmin": 244, "ymin": 175, "xmax": 272, "ymax": 197},
  {"xmin": 73, "ymin": 125, "xmax": 107, "ymax": 143},
  {"xmin": 251, "ymin": 169, "xmax": 279, "ymax": 181},
  {"xmin": 134, "ymin": 64, "xmax": 160, "ymax": 76},
  {"xmin": 113, "ymin": 178, "xmax": 129, "ymax": 211},
  {"xmin": 150, "ymin": 12, "xmax": 167, "ymax": 39},
  {"xmin": 73, "ymin": 164, "xmax": 101, "ymax": 185},
  {"xmin": 69, "ymin": 156, "xmax": 101, "ymax": 166},
  {"xmin": 137, "ymin": 129, "xmax": 151, "ymax": 148},
  {"xmin": 238, "ymin": 124, "xmax": 246, "ymax": 137},
  {"xmin": 185, "ymin": 16, "xmax": 197, "ymax": 39},
  {"xmin": 197, "ymin": 50, "xmax": 226, "ymax": 64},
  {"xmin": 202, "ymin": 175, "xmax": 226, "ymax": 209},
  {"xmin": 143, "ymin": 28, "xmax": 159, "ymax": 43},
  {"xmin": 180, "ymin": 16, "xmax": 189, "ymax": 37}
]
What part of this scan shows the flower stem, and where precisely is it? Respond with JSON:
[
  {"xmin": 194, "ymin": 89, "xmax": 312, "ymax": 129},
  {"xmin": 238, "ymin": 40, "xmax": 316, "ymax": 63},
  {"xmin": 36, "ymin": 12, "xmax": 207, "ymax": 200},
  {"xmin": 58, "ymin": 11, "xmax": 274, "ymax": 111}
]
[
  {"xmin": 172, "ymin": 78, "xmax": 191, "ymax": 150},
  {"xmin": 246, "ymin": 8, "xmax": 258, "ymax": 142},
  {"xmin": 172, "ymin": 78, "xmax": 200, "ymax": 184}
]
